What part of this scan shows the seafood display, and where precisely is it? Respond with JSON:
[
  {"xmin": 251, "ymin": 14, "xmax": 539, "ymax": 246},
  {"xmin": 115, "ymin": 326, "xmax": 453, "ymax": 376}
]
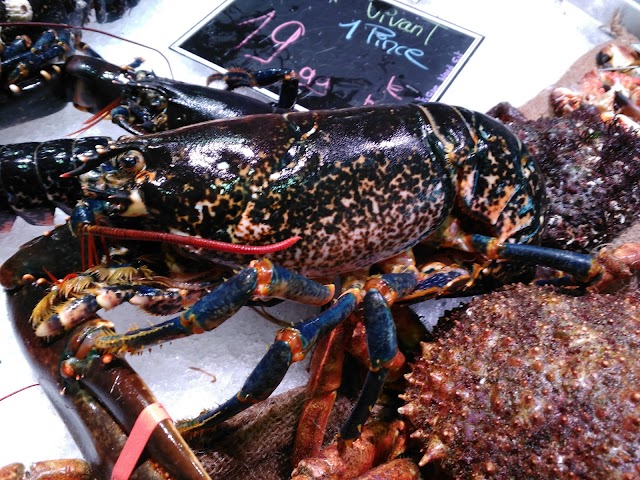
[
  {"xmin": 2, "ymin": 89, "xmax": 638, "ymax": 478},
  {"xmin": 0, "ymin": 2, "xmax": 639, "ymax": 479}
]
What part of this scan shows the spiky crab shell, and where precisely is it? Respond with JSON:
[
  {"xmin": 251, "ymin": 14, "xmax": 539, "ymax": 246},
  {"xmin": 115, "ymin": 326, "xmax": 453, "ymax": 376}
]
[{"xmin": 400, "ymin": 284, "xmax": 640, "ymax": 479}]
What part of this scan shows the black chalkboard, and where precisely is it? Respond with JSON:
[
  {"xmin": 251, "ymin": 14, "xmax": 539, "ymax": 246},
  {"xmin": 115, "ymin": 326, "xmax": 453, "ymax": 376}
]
[{"xmin": 172, "ymin": 0, "xmax": 482, "ymax": 110}]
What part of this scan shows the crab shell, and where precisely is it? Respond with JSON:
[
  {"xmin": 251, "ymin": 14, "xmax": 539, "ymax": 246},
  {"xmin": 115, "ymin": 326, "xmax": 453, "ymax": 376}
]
[{"xmin": 400, "ymin": 283, "xmax": 640, "ymax": 479}]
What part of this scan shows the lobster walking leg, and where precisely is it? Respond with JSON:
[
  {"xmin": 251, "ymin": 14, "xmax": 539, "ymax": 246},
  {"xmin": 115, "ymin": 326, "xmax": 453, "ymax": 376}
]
[
  {"xmin": 42, "ymin": 259, "xmax": 334, "ymax": 346},
  {"xmin": 339, "ymin": 287, "xmax": 403, "ymax": 442},
  {"xmin": 178, "ymin": 269, "xmax": 415, "ymax": 447},
  {"xmin": 2, "ymin": 29, "xmax": 74, "ymax": 85},
  {"xmin": 208, "ymin": 67, "xmax": 299, "ymax": 109},
  {"xmin": 178, "ymin": 292, "xmax": 358, "ymax": 440}
]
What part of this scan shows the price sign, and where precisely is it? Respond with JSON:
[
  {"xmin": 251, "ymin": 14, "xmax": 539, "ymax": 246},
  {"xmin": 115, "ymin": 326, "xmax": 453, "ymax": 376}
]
[{"xmin": 172, "ymin": 0, "xmax": 482, "ymax": 109}]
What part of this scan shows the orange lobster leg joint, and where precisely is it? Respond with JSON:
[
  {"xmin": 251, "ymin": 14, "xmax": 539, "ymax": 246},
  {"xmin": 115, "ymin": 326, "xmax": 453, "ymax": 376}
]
[
  {"xmin": 275, "ymin": 327, "xmax": 306, "ymax": 363},
  {"xmin": 250, "ymin": 258, "xmax": 335, "ymax": 305}
]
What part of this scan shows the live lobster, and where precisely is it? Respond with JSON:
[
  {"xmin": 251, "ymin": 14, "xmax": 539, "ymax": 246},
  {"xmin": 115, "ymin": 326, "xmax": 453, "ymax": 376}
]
[
  {"xmin": 1, "ymin": 25, "xmax": 639, "ymax": 479},
  {"xmin": 0, "ymin": 51, "xmax": 302, "ymax": 229},
  {"xmin": 0, "ymin": 0, "xmax": 146, "ymax": 127}
]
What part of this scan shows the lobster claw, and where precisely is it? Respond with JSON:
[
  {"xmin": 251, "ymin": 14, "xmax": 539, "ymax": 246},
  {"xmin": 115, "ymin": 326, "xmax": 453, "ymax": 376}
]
[
  {"xmin": 7, "ymin": 279, "xmax": 210, "ymax": 480},
  {"xmin": 66, "ymin": 55, "xmax": 278, "ymax": 135},
  {"xmin": 65, "ymin": 55, "xmax": 134, "ymax": 115}
]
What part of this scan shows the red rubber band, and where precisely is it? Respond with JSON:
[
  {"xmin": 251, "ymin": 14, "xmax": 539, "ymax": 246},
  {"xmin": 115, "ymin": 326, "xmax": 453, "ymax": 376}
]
[{"xmin": 111, "ymin": 402, "xmax": 171, "ymax": 480}]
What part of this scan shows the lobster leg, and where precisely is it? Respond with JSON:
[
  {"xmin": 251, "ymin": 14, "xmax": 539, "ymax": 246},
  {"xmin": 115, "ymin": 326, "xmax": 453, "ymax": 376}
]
[
  {"xmin": 469, "ymin": 234, "xmax": 598, "ymax": 280},
  {"xmin": 3, "ymin": 29, "xmax": 74, "ymax": 85},
  {"xmin": 178, "ymin": 269, "xmax": 416, "ymax": 443},
  {"xmin": 291, "ymin": 420, "xmax": 411, "ymax": 480},
  {"xmin": 468, "ymin": 234, "xmax": 640, "ymax": 291},
  {"xmin": 339, "ymin": 288, "xmax": 401, "ymax": 442},
  {"xmin": 2, "ymin": 35, "xmax": 31, "ymax": 60},
  {"xmin": 208, "ymin": 67, "xmax": 299, "ymax": 109},
  {"xmin": 177, "ymin": 292, "xmax": 358, "ymax": 440},
  {"xmin": 291, "ymin": 269, "xmax": 416, "ymax": 467},
  {"xmin": 44, "ymin": 259, "xmax": 334, "ymax": 350},
  {"xmin": 402, "ymin": 232, "xmax": 640, "ymax": 302}
]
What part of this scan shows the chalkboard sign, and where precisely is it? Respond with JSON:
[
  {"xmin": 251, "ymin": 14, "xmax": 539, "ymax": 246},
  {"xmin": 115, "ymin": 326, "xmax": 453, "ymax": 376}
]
[{"xmin": 172, "ymin": 0, "xmax": 482, "ymax": 110}]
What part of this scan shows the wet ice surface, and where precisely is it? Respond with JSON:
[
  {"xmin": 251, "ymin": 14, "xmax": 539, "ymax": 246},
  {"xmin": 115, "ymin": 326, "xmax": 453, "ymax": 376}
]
[{"xmin": 0, "ymin": 0, "xmax": 611, "ymax": 468}]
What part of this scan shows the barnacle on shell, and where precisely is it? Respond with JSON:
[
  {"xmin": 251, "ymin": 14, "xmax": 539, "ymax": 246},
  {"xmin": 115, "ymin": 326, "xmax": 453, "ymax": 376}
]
[{"xmin": 400, "ymin": 284, "xmax": 640, "ymax": 479}]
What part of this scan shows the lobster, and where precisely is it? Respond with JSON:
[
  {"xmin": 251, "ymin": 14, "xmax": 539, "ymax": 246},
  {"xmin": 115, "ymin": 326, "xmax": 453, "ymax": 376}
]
[
  {"xmin": 2, "ymin": 97, "xmax": 639, "ymax": 479},
  {"xmin": 0, "ymin": 50, "xmax": 305, "ymax": 230},
  {"xmin": 0, "ymin": 0, "xmax": 147, "ymax": 127}
]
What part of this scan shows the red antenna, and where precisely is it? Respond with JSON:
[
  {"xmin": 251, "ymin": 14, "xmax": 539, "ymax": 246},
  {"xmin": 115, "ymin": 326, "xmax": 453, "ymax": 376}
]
[{"xmin": 80, "ymin": 224, "xmax": 302, "ymax": 255}]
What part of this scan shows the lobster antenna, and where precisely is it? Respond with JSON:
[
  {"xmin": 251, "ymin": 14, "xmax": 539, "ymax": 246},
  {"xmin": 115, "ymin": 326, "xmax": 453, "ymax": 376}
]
[
  {"xmin": 0, "ymin": 22, "xmax": 174, "ymax": 79},
  {"xmin": 0, "ymin": 383, "xmax": 40, "ymax": 402},
  {"xmin": 80, "ymin": 224, "xmax": 302, "ymax": 255},
  {"xmin": 66, "ymin": 97, "xmax": 121, "ymax": 137}
]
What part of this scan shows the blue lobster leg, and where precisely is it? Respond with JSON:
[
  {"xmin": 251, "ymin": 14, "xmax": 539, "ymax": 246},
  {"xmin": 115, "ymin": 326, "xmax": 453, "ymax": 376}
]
[
  {"xmin": 468, "ymin": 234, "xmax": 601, "ymax": 282},
  {"xmin": 1, "ymin": 35, "xmax": 31, "ymax": 61},
  {"xmin": 403, "ymin": 265, "xmax": 474, "ymax": 302},
  {"xmin": 177, "ymin": 292, "xmax": 358, "ymax": 439},
  {"xmin": 4, "ymin": 29, "xmax": 74, "ymax": 85},
  {"xmin": 207, "ymin": 67, "xmax": 299, "ymax": 109},
  {"xmin": 292, "ymin": 266, "xmax": 419, "ymax": 461},
  {"xmin": 402, "ymin": 230, "xmax": 609, "ymax": 303},
  {"xmin": 86, "ymin": 260, "xmax": 334, "ymax": 353},
  {"xmin": 339, "ymin": 273, "xmax": 417, "ymax": 442}
]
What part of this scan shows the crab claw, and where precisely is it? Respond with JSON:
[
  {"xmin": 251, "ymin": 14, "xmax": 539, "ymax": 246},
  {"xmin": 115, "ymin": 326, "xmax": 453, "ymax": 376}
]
[{"xmin": 589, "ymin": 242, "xmax": 640, "ymax": 293}]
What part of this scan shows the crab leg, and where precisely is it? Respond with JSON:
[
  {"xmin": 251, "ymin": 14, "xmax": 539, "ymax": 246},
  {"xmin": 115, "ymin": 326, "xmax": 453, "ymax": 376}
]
[
  {"xmin": 292, "ymin": 322, "xmax": 347, "ymax": 464},
  {"xmin": 291, "ymin": 420, "xmax": 410, "ymax": 480}
]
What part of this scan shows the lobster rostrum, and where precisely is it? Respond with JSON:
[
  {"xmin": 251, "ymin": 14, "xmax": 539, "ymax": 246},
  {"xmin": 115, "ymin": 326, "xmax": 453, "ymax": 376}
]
[{"xmin": 3, "ymin": 99, "xmax": 638, "ymax": 479}]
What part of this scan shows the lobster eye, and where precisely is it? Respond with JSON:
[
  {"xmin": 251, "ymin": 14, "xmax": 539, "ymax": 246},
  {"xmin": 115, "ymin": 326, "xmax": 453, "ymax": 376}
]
[{"xmin": 118, "ymin": 151, "xmax": 145, "ymax": 173}]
